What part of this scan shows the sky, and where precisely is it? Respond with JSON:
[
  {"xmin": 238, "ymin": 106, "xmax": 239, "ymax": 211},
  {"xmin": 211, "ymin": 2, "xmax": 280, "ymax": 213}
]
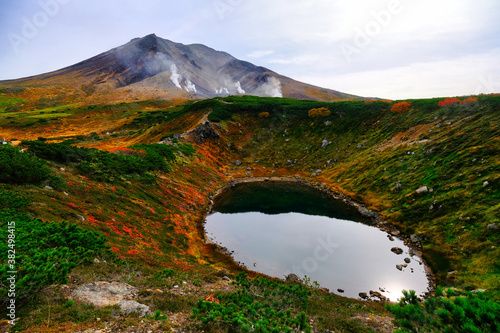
[{"xmin": 0, "ymin": 0, "xmax": 499, "ymax": 100}]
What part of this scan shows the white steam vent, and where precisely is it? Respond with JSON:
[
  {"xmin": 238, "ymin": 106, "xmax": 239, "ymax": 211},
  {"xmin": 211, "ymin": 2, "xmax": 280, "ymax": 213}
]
[
  {"xmin": 235, "ymin": 81, "xmax": 245, "ymax": 94},
  {"xmin": 170, "ymin": 64, "xmax": 182, "ymax": 89}
]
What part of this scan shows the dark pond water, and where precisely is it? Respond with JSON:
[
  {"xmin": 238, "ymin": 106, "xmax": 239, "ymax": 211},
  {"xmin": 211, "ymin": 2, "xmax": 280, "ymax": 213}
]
[{"xmin": 205, "ymin": 181, "xmax": 431, "ymax": 301}]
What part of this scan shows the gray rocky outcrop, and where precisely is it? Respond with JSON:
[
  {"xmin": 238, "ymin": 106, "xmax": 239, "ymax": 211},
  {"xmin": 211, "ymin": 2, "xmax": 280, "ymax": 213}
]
[{"xmin": 72, "ymin": 281, "xmax": 137, "ymax": 307}]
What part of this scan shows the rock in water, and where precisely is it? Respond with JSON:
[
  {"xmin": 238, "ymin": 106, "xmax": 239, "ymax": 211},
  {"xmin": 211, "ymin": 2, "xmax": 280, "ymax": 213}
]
[{"xmin": 391, "ymin": 247, "xmax": 404, "ymax": 255}]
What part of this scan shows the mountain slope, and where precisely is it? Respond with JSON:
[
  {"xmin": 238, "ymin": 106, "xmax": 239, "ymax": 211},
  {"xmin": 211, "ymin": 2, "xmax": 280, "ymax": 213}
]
[{"xmin": 0, "ymin": 34, "xmax": 359, "ymax": 105}]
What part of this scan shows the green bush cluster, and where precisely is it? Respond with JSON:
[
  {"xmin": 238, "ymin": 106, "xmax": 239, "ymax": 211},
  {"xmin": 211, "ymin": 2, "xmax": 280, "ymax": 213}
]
[
  {"xmin": 0, "ymin": 191, "xmax": 109, "ymax": 308},
  {"xmin": 191, "ymin": 273, "xmax": 311, "ymax": 332},
  {"xmin": 21, "ymin": 140, "xmax": 194, "ymax": 182},
  {"xmin": 0, "ymin": 145, "xmax": 51, "ymax": 184},
  {"xmin": 386, "ymin": 288, "xmax": 500, "ymax": 332}
]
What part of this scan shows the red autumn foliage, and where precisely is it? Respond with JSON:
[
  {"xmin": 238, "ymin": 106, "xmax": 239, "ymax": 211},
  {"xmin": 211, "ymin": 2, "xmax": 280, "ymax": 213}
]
[
  {"xmin": 460, "ymin": 97, "xmax": 479, "ymax": 107},
  {"xmin": 391, "ymin": 101, "xmax": 412, "ymax": 113},
  {"xmin": 203, "ymin": 294, "xmax": 220, "ymax": 304},
  {"xmin": 438, "ymin": 98, "xmax": 461, "ymax": 107}
]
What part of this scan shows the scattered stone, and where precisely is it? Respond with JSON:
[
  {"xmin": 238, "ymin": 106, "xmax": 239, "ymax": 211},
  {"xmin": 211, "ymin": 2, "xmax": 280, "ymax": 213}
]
[
  {"xmin": 286, "ymin": 160, "xmax": 294, "ymax": 165},
  {"xmin": 391, "ymin": 230, "xmax": 401, "ymax": 236},
  {"xmin": 118, "ymin": 300, "xmax": 150, "ymax": 318},
  {"xmin": 388, "ymin": 236, "xmax": 395, "ymax": 241},
  {"xmin": 325, "ymin": 121, "xmax": 332, "ymax": 126},
  {"xmin": 173, "ymin": 133, "xmax": 181, "ymax": 139},
  {"xmin": 391, "ymin": 247, "xmax": 404, "ymax": 255},
  {"xmin": 396, "ymin": 265, "xmax": 403, "ymax": 271},
  {"xmin": 337, "ymin": 289, "xmax": 345, "ymax": 293},
  {"xmin": 285, "ymin": 274, "xmax": 302, "ymax": 284},
  {"xmin": 447, "ymin": 271, "xmax": 457, "ymax": 276},
  {"xmin": 72, "ymin": 281, "xmax": 137, "ymax": 307},
  {"xmin": 94, "ymin": 258, "xmax": 100, "ymax": 264},
  {"xmin": 404, "ymin": 258, "xmax": 411, "ymax": 264},
  {"xmin": 321, "ymin": 139, "xmax": 329, "ymax": 149},
  {"xmin": 487, "ymin": 223, "xmax": 498, "ymax": 231},
  {"xmin": 222, "ymin": 276, "xmax": 231, "ymax": 282},
  {"xmin": 359, "ymin": 292, "xmax": 368, "ymax": 299},
  {"xmin": 77, "ymin": 214, "xmax": 85, "ymax": 222},
  {"xmin": 395, "ymin": 183, "xmax": 403, "ymax": 191},
  {"xmin": 316, "ymin": 169, "xmax": 322, "ymax": 174},
  {"xmin": 410, "ymin": 234, "xmax": 423, "ymax": 243},
  {"xmin": 245, "ymin": 172, "xmax": 252, "ymax": 176},
  {"xmin": 44, "ymin": 185, "xmax": 53, "ymax": 191},
  {"xmin": 483, "ymin": 181, "xmax": 489, "ymax": 187},
  {"xmin": 359, "ymin": 207, "xmax": 379, "ymax": 218},
  {"xmin": 234, "ymin": 160, "xmax": 242, "ymax": 166},
  {"xmin": 416, "ymin": 186, "xmax": 429, "ymax": 194},
  {"xmin": 63, "ymin": 192, "xmax": 69, "ymax": 196}
]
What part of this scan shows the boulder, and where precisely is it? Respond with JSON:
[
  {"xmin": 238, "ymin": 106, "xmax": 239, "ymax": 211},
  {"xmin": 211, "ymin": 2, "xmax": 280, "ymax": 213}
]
[
  {"xmin": 234, "ymin": 160, "xmax": 242, "ymax": 166},
  {"xmin": 191, "ymin": 122, "xmax": 220, "ymax": 143},
  {"xmin": 396, "ymin": 265, "xmax": 403, "ymax": 271},
  {"xmin": 410, "ymin": 234, "xmax": 423, "ymax": 243},
  {"xmin": 395, "ymin": 183, "xmax": 403, "ymax": 192},
  {"xmin": 359, "ymin": 207, "xmax": 379, "ymax": 218},
  {"xmin": 483, "ymin": 181, "xmax": 489, "ymax": 187},
  {"xmin": 391, "ymin": 247, "xmax": 404, "ymax": 255},
  {"xmin": 321, "ymin": 139, "xmax": 329, "ymax": 149},
  {"xmin": 359, "ymin": 292, "xmax": 368, "ymax": 299},
  {"xmin": 285, "ymin": 274, "xmax": 302, "ymax": 284},
  {"xmin": 72, "ymin": 281, "xmax": 137, "ymax": 307},
  {"xmin": 44, "ymin": 186, "xmax": 53, "ymax": 191},
  {"xmin": 118, "ymin": 300, "xmax": 150, "ymax": 318},
  {"xmin": 337, "ymin": 289, "xmax": 345, "ymax": 293},
  {"xmin": 487, "ymin": 223, "xmax": 498, "ymax": 231},
  {"xmin": 404, "ymin": 258, "xmax": 411, "ymax": 264},
  {"xmin": 416, "ymin": 186, "xmax": 429, "ymax": 194}
]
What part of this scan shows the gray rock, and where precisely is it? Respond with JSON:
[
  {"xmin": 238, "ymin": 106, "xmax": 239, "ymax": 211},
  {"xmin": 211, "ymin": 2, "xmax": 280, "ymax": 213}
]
[
  {"xmin": 77, "ymin": 214, "xmax": 85, "ymax": 222},
  {"xmin": 285, "ymin": 274, "xmax": 302, "ymax": 284},
  {"xmin": 404, "ymin": 258, "xmax": 411, "ymax": 264},
  {"xmin": 72, "ymin": 281, "xmax": 137, "ymax": 307},
  {"xmin": 234, "ymin": 160, "xmax": 242, "ymax": 166},
  {"xmin": 410, "ymin": 234, "xmax": 423, "ymax": 243},
  {"xmin": 321, "ymin": 139, "xmax": 329, "ymax": 149},
  {"xmin": 337, "ymin": 289, "xmax": 345, "ymax": 293},
  {"xmin": 222, "ymin": 276, "xmax": 231, "ymax": 281},
  {"xmin": 44, "ymin": 185, "xmax": 53, "ymax": 191},
  {"xmin": 359, "ymin": 207, "xmax": 379, "ymax": 218},
  {"xmin": 395, "ymin": 183, "xmax": 403, "ymax": 191},
  {"xmin": 118, "ymin": 300, "xmax": 150, "ymax": 318},
  {"xmin": 487, "ymin": 223, "xmax": 499, "ymax": 231},
  {"xmin": 173, "ymin": 133, "xmax": 181, "ymax": 139},
  {"xmin": 191, "ymin": 122, "xmax": 220, "ymax": 143},
  {"xmin": 416, "ymin": 186, "xmax": 429, "ymax": 194},
  {"xmin": 396, "ymin": 265, "xmax": 403, "ymax": 271},
  {"xmin": 391, "ymin": 247, "xmax": 404, "ymax": 255},
  {"xmin": 324, "ymin": 121, "xmax": 332, "ymax": 126},
  {"xmin": 483, "ymin": 181, "xmax": 489, "ymax": 187},
  {"xmin": 359, "ymin": 292, "xmax": 368, "ymax": 299}
]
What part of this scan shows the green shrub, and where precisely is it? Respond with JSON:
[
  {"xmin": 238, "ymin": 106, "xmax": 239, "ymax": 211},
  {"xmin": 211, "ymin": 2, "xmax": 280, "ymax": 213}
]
[
  {"xmin": 0, "ymin": 191, "xmax": 110, "ymax": 308},
  {"xmin": 0, "ymin": 145, "xmax": 51, "ymax": 184},
  {"xmin": 387, "ymin": 289, "xmax": 500, "ymax": 332},
  {"xmin": 191, "ymin": 273, "xmax": 312, "ymax": 332}
]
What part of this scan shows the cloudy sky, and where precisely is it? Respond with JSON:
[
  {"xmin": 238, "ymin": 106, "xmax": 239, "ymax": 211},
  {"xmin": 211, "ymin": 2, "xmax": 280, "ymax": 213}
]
[{"xmin": 0, "ymin": 0, "xmax": 499, "ymax": 99}]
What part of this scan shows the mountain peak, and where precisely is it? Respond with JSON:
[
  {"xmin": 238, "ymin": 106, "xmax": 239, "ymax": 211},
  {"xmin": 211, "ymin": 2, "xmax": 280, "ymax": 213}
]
[{"xmin": 0, "ymin": 34, "xmax": 360, "ymax": 103}]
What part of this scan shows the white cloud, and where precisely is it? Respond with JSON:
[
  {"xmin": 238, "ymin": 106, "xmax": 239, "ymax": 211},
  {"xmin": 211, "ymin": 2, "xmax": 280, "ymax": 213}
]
[{"xmin": 247, "ymin": 50, "xmax": 275, "ymax": 58}]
